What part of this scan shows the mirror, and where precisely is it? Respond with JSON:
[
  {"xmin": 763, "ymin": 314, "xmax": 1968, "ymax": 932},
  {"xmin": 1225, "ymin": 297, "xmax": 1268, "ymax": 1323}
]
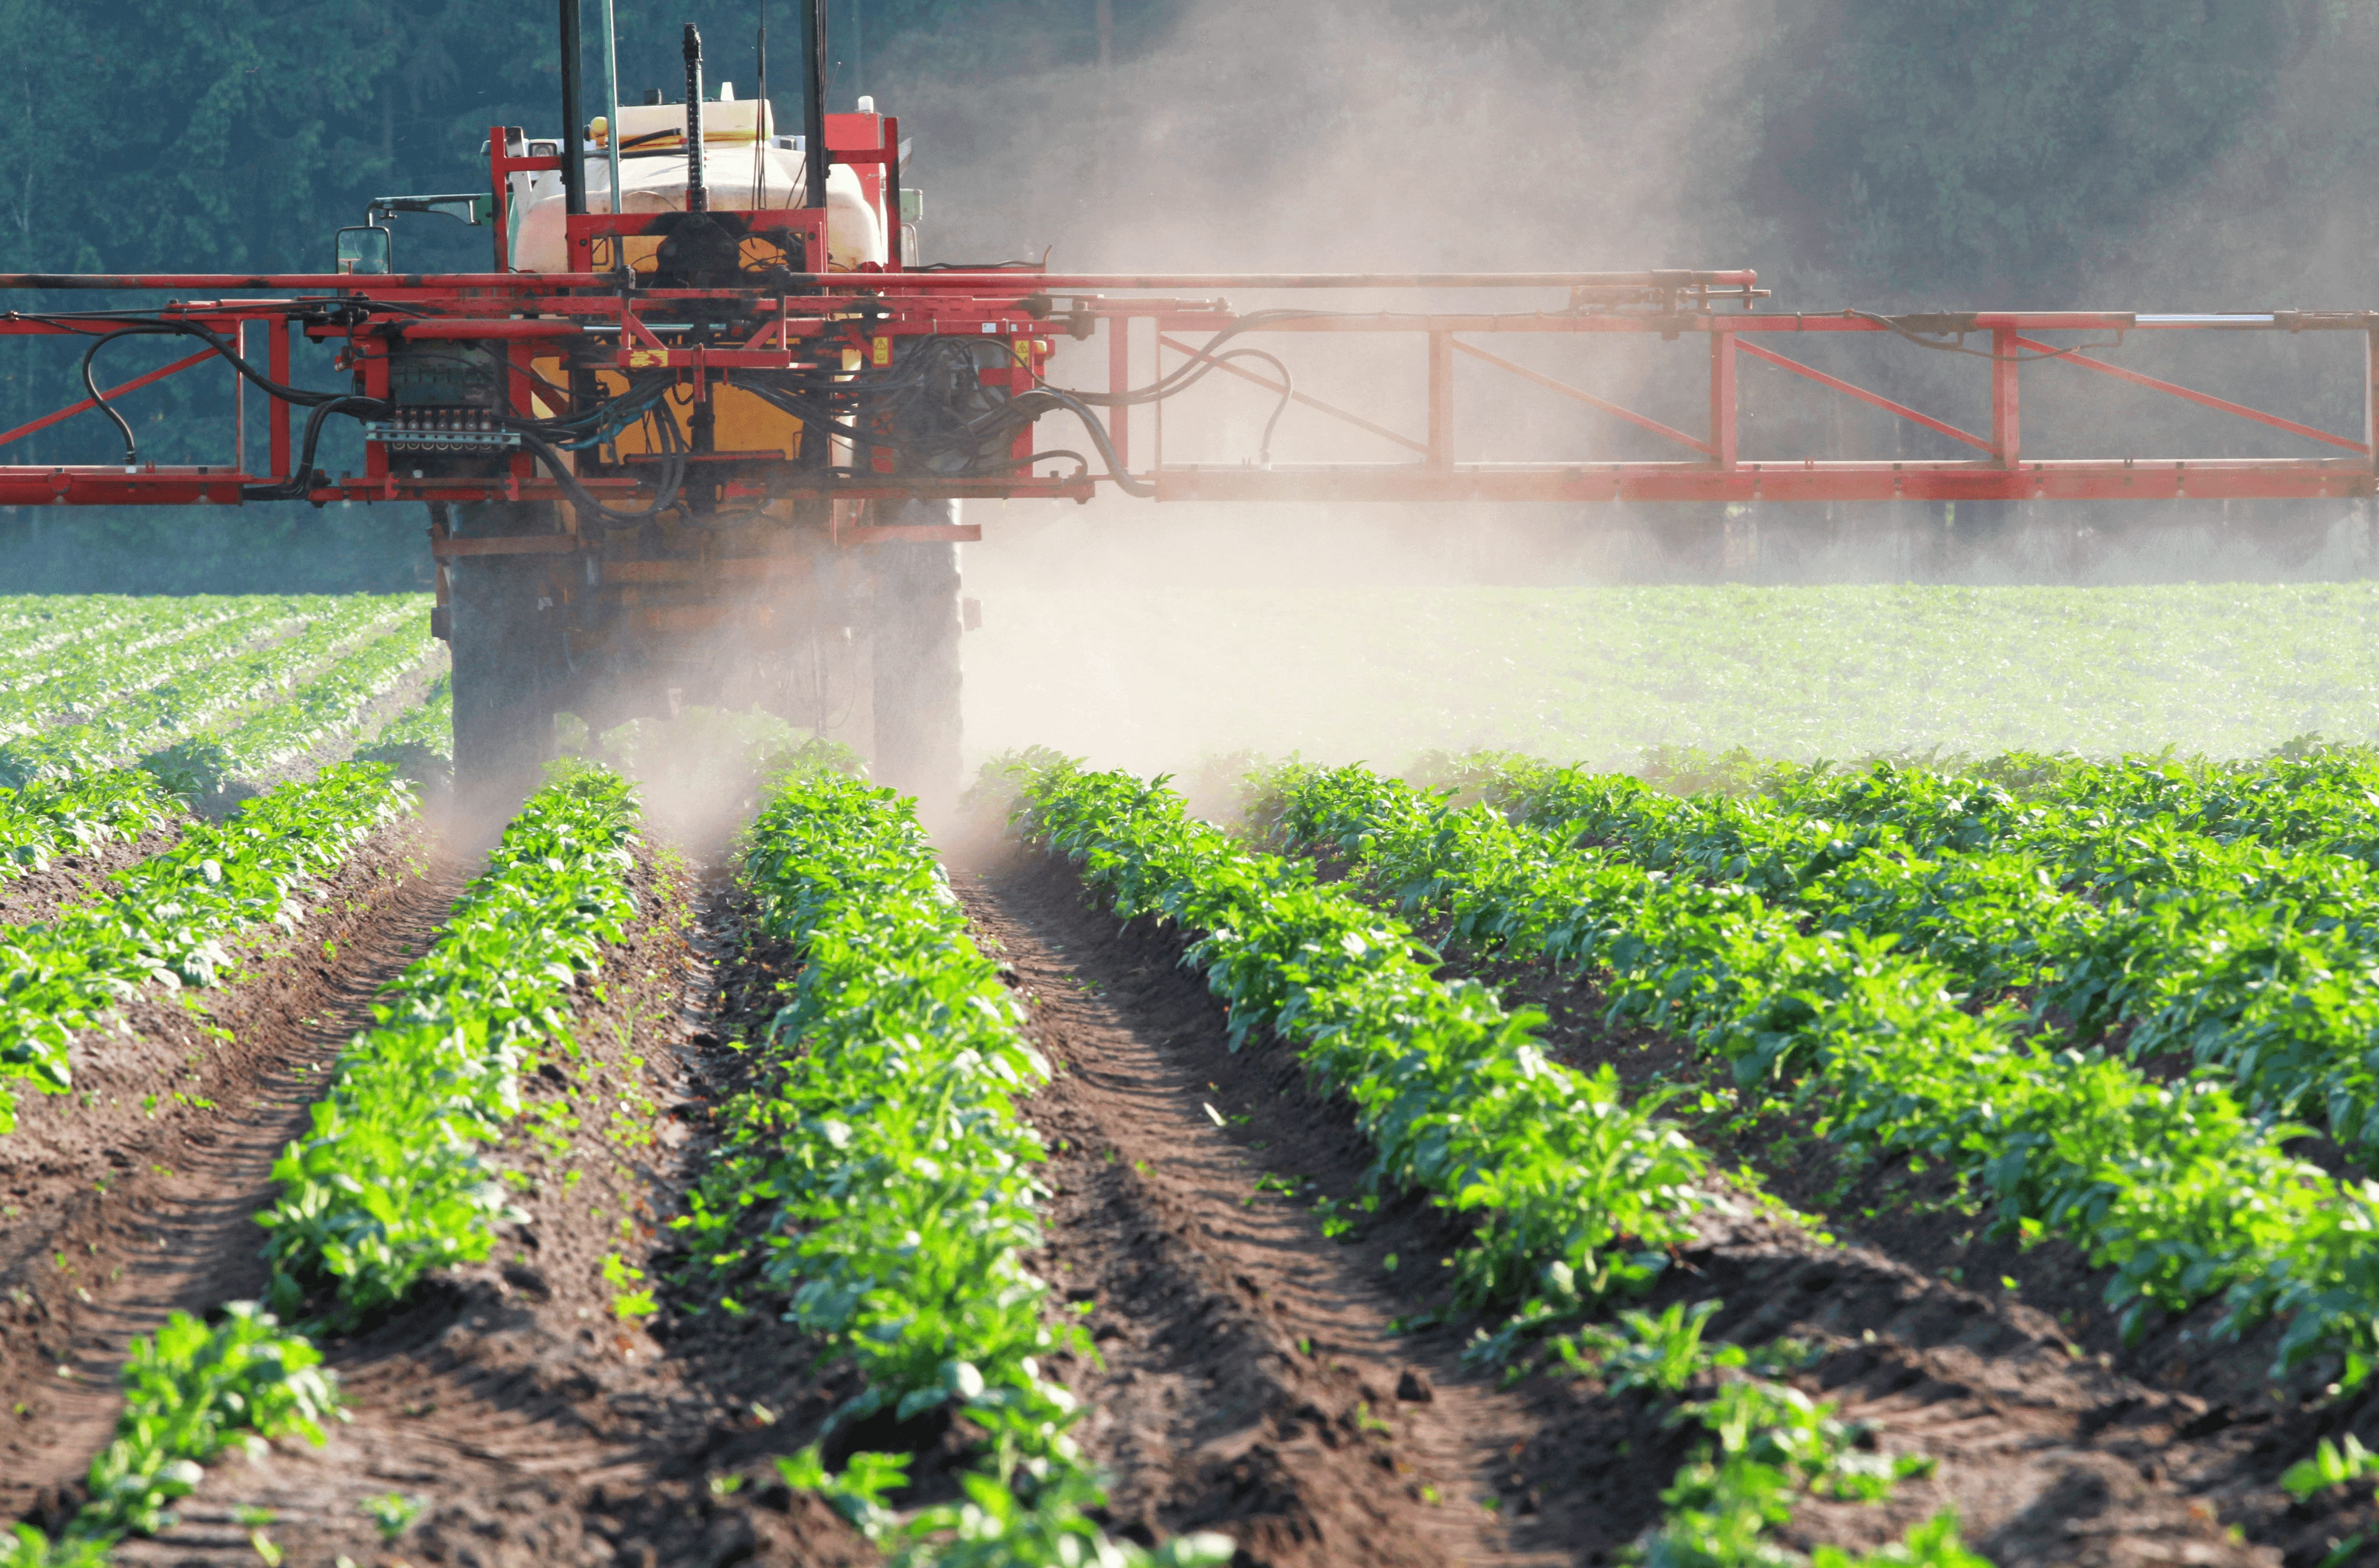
[{"xmin": 335, "ymin": 225, "xmax": 392, "ymax": 275}]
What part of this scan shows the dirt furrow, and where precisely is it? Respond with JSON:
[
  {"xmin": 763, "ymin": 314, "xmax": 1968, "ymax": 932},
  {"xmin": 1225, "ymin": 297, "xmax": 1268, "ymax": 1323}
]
[
  {"xmin": 0, "ymin": 822, "xmax": 185, "ymax": 930},
  {"xmin": 957, "ymin": 848, "xmax": 1580, "ymax": 1568},
  {"xmin": 1400, "ymin": 934, "xmax": 2336, "ymax": 1564},
  {"xmin": 100, "ymin": 855, "xmax": 862, "ymax": 1568},
  {"xmin": 0, "ymin": 813, "xmax": 447, "ymax": 1522},
  {"xmin": 968, "ymin": 846, "xmax": 2327, "ymax": 1568}
]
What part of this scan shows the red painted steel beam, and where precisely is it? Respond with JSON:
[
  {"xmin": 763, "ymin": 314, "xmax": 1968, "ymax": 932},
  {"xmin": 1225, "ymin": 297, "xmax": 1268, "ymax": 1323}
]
[
  {"xmin": 1, "ymin": 457, "xmax": 2360, "ymax": 510},
  {"xmin": 383, "ymin": 320, "xmax": 588, "ymax": 340},
  {"xmin": 267, "ymin": 318, "xmax": 291, "ymax": 480},
  {"xmin": 0, "ymin": 347, "xmax": 217, "ymax": 450},
  {"xmin": 1109, "ymin": 316, "xmax": 1130, "ymax": 469},
  {"xmin": 0, "ymin": 273, "xmax": 616, "ymax": 291},
  {"xmin": 1735, "ymin": 338, "xmax": 1992, "ymax": 453},
  {"xmin": 2012, "ymin": 334, "xmax": 2368, "ymax": 454},
  {"xmin": 1149, "ymin": 459, "xmax": 2375, "ymax": 504},
  {"xmin": 0, "ymin": 467, "xmax": 251, "ymax": 505},
  {"xmin": 2367, "ymin": 328, "xmax": 2379, "ymax": 460},
  {"xmin": 0, "ymin": 269, "xmax": 1754, "ymax": 293},
  {"xmin": 1450, "ymin": 339, "xmax": 1710, "ymax": 455}
]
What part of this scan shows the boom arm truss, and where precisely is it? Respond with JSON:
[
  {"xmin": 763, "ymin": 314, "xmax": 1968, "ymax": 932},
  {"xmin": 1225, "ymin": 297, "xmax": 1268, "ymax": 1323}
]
[{"xmin": 0, "ymin": 121, "xmax": 2367, "ymax": 512}]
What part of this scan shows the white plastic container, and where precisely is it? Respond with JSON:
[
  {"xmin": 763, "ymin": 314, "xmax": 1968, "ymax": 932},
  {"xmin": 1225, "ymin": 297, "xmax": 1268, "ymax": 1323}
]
[{"xmin": 510, "ymin": 99, "xmax": 884, "ymax": 273}]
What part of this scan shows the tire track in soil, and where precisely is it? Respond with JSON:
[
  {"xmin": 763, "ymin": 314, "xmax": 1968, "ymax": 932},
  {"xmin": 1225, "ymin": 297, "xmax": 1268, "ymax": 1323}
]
[
  {"xmin": 966, "ymin": 849, "xmax": 2305, "ymax": 1568},
  {"xmin": 103, "ymin": 855, "xmax": 866, "ymax": 1568},
  {"xmin": 1278, "ymin": 887, "xmax": 2297, "ymax": 1566},
  {"xmin": 956, "ymin": 849, "xmax": 1567, "ymax": 1568},
  {"xmin": 0, "ymin": 816, "xmax": 452, "ymax": 1521}
]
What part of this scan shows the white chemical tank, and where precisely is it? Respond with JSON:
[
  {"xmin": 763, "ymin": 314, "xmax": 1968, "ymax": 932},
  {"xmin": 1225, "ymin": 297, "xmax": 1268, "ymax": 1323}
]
[{"xmin": 511, "ymin": 98, "xmax": 885, "ymax": 274}]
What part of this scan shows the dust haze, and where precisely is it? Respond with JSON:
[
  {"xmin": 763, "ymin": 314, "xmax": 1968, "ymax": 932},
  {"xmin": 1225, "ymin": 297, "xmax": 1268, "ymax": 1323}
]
[{"xmin": 827, "ymin": 0, "xmax": 2379, "ymax": 780}]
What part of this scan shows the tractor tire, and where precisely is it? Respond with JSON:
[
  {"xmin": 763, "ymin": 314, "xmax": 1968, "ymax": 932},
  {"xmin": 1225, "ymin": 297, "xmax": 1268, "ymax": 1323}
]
[
  {"xmin": 868, "ymin": 500, "xmax": 964, "ymax": 821},
  {"xmin": 443, "ymin": 500, "xmax": 562, "ymax": 816}
]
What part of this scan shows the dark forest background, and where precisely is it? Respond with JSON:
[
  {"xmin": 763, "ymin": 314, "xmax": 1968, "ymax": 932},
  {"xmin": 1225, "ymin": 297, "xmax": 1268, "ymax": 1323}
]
[{"xmin": 1, "ymin": 0, "xmax": 2372, "ymax": 590}]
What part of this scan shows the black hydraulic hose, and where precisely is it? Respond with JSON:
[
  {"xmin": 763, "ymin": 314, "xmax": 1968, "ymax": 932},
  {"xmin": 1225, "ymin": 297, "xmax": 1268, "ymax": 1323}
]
[
  {"xmin": 1843, "ymin": 309, "xmax": 2125, "ymax": 362},
  {"xmin": 77, "ymin": 319, "xmax": 355, "ymax": 465},
  {"xmin": 80, "ymin": 333, "xmax": 139, "ymax": 464},
  {"xmin": 514, "ymin": 426, "xmax": 689, "ymax": 527},
  {"xmin": 1203, "ymin": 346, "xmax": 1292, "ymax": 465},
  {"xmin": 240, "ymin": 395, "xmax": 389, "ymax": 501},
  {"xmin": 1043, "ymin": 310, "xmax": 1326, "ymax": 406},
  {"xmin": 1038, "ymin": 386, "xmax": 1151, "ymax": 496}
]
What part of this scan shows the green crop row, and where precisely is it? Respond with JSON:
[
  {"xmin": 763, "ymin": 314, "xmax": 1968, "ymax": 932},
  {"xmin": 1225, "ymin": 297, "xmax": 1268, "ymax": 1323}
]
[
  {"xmin": 0, "ymin": 1304, "xmax": 338, "ymax": 1567},
  {"xmin": 1258, "ymin": 762, "xmax": 2379, "ymax": 1380},
  {"xmin": 0, "ymin": 769, "xmax": 183, "ymax": 878},
  {"xmin": 353, "ymin": 671, "xmax": 453, "ymax": 789},
  {"xmin": 260, "ymin": 763, "xmax": 640, "ymax": 1322},
  {"xmin": 1443, "ymin": 754, "xmax": 2379, "ymax": 1156},
  {"xmin": 145, "ymin": 616, "xmax": 439, "ymax": 796},
  {"xmin": 0, "ymin": 596, "xmax": 275, "ymax": 697},
  {"xmin": 1011, "ymin": 760, "xmax": 1996, "ymax": 1565},
  {"xmin": 694, "ymin": 770, "xmax": 1225, "ymax": 1568},
  {"xmin": 1562, "ymin": 1302, "xmax": 1988, "ymax": 1568},
  {"xmin": 6, "ymin": 767, "xmax": 638, "ymax": 1566},
  {"xmin": 1014, "ymin": 761, "xmax": 1706, "ymax": 1314},
  {"xmin": 0, "ymin": 761, "xmax": 413, "ymax": 1131},
  {"xmin": 14, "ymin": 768, "xmax": 636, "ymax": 1564},
  {"xmin": 0, "ymin": 594, "xmax": 424, "ymax": 787},
  {"xmin": 0, "ymin": 598, "xmax": 309, "ymax": 742}
]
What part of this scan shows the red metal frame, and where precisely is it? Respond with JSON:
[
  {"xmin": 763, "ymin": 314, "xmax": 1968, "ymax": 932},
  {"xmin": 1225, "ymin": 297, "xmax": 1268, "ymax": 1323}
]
[{"xmin": 0, "ymin": 128, "xmax": 2368, "ymax": 518}]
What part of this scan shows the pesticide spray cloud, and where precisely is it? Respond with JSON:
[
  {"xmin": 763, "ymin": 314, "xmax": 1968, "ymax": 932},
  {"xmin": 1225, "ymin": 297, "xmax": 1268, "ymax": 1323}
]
[{"xmin": 776, "ymin": 1, "xmax": 2379, "ymax": 783}]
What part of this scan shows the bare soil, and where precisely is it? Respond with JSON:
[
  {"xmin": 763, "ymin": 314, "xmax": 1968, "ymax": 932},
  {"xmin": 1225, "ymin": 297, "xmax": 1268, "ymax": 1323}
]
[
  {"xmin": 1423, "ymin": 936, "xmax": 2378, "ymax": 1568},
  {"xmin": 0, "ymin": 823, "xmax": 185, "ymax": 929},
  {"xmin": 960, "ymin": 847, "xmax": 2342, "ymax": 1568},
  {"xmin": 0, "ymin": 813, "xmax": 439, "ymax": 1518},
  {"xmin": 7, "ymin": 820, "xmax": 2364, "ymax": 1568},
  {"xmin": 88, "ymin": 851, "xmax": 874, "ymax": 1568},
  {"xmin": 957, "ymin": 850, "xmax": 1554, "ymax": 1568}
]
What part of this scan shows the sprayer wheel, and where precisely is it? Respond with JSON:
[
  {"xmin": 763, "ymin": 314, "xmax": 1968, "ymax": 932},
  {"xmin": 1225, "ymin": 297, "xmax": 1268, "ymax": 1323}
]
[
  {"xmin": 444, "ymin": 500, "xmax": 562, "ymax": 813},
  {"xmin": 868, "ymin": 502, "xmax": 964, "ymax": 819}
]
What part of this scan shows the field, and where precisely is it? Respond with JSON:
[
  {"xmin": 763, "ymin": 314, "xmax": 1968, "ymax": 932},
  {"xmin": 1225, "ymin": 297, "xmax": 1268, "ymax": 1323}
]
[
  {"xmin": 0, "ymin": 589, "xmax": 2376, "ymax": 1568},
  {"xmin": 964, "ymin": 582, "xmax": 2379, "ymax": 772}
]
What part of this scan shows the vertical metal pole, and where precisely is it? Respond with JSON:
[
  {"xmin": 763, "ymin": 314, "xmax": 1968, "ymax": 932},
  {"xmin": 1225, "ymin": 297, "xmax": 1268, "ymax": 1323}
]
[
  {"xmin": 683, "ymin": 25, "xmax": 708, "ymax": 212},
  {"xmin": 2365, "ymin": 327, "xmax": 2378, "ymax": 476},
  {"xmin": 1427, "ymin": 331, "xmax": 1452, "ymax": 468},
  {"xmin": 801, "ymin": 0, "xmax": 829, "ymax": 212},
  {"xmin": 233, "ymin": 320, "xmax": 247, "ymax": 473},
  {"xmin": 1991, "ymin": 326, "xmax": 2019, "ymax": 465},
  {"xmin": 753, "ymin": 20, "xmax": 770, "ymax": 210},
  {"xmin": 597, "ymin": 0, "xmax": 622, "ymax": 215},
  {"xmin": 1708, "ymin": 330, "xmax": 1737, "ymax": 468},
  {"xmin": 1108, "ymin": 315, "xmax": 1129, "ymax": 471},
  {"xmin": 489, "ymin": 125, "xmax": 513, "ymax": 269},
  {"xmin": 559, "ymin": 0, "xmax": 587, "ymax": 214},
  {"xmin": 268, "ymin": 319, "xmax": 292, "ymax": 481},
  {"xmin": 883, "ymin": 114, "xmax": 901, "ymax": 265}
]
